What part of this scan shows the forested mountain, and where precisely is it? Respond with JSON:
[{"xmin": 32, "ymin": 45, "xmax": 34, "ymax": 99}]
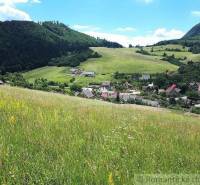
[{"xmin": 0, "ymin": 21, "xmax": 122, "ymax": 73}]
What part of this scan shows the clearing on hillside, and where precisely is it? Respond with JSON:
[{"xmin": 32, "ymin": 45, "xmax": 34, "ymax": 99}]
[
  {"xmin": 145, "ymin": 44, "xmax": 200, "ymax": 62},
  {"xmin": 24, "ymin": 47, "xmax": 177, "ymax": 85},
  {"xmin": 0, "ymin": 86, "xmax": 200, "ymax": 184}
]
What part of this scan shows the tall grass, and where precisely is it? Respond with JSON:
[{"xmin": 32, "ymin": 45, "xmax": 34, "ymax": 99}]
[{"xmin": 0, "ymin": 86, "xmax": 200, "ymax": 184}]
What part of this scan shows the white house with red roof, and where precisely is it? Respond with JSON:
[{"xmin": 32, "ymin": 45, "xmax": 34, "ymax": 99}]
[{"xmin": 166, "ymin": 84, "xmax": 181, "ymax": 97}]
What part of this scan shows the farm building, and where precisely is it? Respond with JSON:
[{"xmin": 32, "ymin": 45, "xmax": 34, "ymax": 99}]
[
  {"xmin": 70, "ymin": 68, "xmax": 82, "ymax": 75},
  {"xmin": 139, "ymin": 74, "xmax": 151, "ymax": 81},
  {"xmin": 81, "ymin": 71, "xmax": 95, "ymax": 77}
]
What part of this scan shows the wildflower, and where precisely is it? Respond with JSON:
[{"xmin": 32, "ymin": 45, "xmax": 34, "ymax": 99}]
[
  {"xmin": 9, "ymin": 116, "xmax": 16, "ymax": 125},
  {"xmin": 108, "ymin": 172, "xmax": 115, "ymax": 185}
]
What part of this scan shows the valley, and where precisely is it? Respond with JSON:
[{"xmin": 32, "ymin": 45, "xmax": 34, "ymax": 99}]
[
  {"xmin": 24, "ymin": 47, "xmax": 178, "ymax": 85},
  {"xmin": 1, "ymin": 18, "xmax": 200, "ymax": 184}
]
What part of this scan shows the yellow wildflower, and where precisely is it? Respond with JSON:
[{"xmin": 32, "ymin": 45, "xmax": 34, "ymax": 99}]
[
  {"xmin": 9, "ymin": 116, "xmax": 16, "ymax": 125},
  {"xmin": 108, "ymin": 172, "xmax": 115, "ymax": 185}
]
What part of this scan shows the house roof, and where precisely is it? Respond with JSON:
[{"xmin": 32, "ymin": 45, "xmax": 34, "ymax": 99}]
[
  {"xmin": 166, "ymin": 84, "xmax": 177, "ymax": 93},
  {"xmin": 175, "ymin": 88, "xmax": 181, "ymax": 93},
  {"xmin": 101, "ymin": 81, "xmax": 111, "ymax": 87},
  {"xmin": 82, "ymin": 88, "xmax": 94, "ymax": 98},
  {"xmin": 82, "ymin": 71, "xmax": 95, "ymax": 75}
]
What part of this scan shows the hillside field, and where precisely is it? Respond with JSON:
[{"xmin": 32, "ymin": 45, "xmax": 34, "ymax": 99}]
[
  {"xmin": 24, "ymin": 47, "xmax": 178, "ymax": 85},
  {"xmin": 0, "ymin": 86, "xmax": 200, "ymax": 184},
  {"xmin": 145, "ymin": 44, "xmax": 200, "ymax": 62}
]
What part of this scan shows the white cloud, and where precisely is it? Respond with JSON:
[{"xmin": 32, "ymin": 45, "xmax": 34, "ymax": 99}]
[
  {"xmin": 116, "ymin": 27, "xmax": 136, "ymax": 32},
  {"xmin": 191, "ymin": 11, "xmax": 200, "ymax": 17},
  {"xmin": 0, "ymin": 0, "xmax": 29, "ymax": 6},
  {"xmin": 0, "ymin": 0, "xmax": 41, "ymax": 21},
  {"xmin": 0, "ymin": 4, "xmax": 31, "ymax": 20},
  {"xmin": 83, "ymin": 28, "xmax": 185, "ymax": 47},
  {"xmin": 73, "ymin": 24, "xmax": 101, "ymax": 31}
]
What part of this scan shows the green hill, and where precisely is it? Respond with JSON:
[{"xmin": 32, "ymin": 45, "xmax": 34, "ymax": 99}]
[
  {"xmin": 24, "ymin": 47, "xmax": 178, "ymax": 85},
  {"xmin": 0, "ymin": 21, "xmax": 122, "ymax": 73},
  {"xmin": 0, "ymin": 21, "xmax": 97, "ymax": 72},
  {"xmin": 0, "ymin": 85, "xmax": 200, "ymax": 184}
]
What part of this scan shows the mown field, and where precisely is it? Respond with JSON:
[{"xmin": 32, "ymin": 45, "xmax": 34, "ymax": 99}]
[
  {"xmin": 24, "ymin": 47, "xmax": 177, "ymax": 86},
  {"xmin": 145, "ymin": 44, "xmax": 200, "ymax": 62},
  {"xmin": 0, "ymin": 86, "xmax": 200, "ymax": 184}
]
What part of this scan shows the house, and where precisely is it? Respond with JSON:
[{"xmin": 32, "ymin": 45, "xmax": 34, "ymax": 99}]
[
  {"xmin": 119, "ymin": 93, "xmax": 137, "ymax": 102},
  {"xmin": 81, "ymin": 71, "xmax": 95, "ymax": 77},
  {"xmin": 142, "ymin": 83, "xmax": 157, "ymax": 92},
  {"xmin": 70, "ymin": 68, "xmax": 82, "ymax": 75},
  {"xmin": 88, "ymin": 85, "xmax": 100, "ymax": 89},
  {"xmin": 188, "ymin": 82, "xmax": 200, "ymax": 91},
  {"xmin": 82, "ymin": 88, "xmax": 94, "ymax": 98},
  {"xmin": 194, "ymin": 104, "xmax": 200, "ymax": 108},
  {"xmin": 100, "ymin": 81, "xmax": 111, "ymax": 92},
  {"xmin": 101, "ymin": 81, "xmax": 111, "ymax": 88},
  {"xmin": 166, "ymin": 84, "xmax": 181, "ymax": 97},
  {"xmin": 148, "ymin": 83, "xmax": 154, "ymax": 88},
  {"xmin": 0, "ymin": 80, "xmax": 4, "ymax": 85},
  {"xmin": 128, "ymin": 90, "xmax": 141, "ymax": 95},
  {"xmin": 124, "ymin": 82, "xmax": 133, "ymax": 89},
  {"xmin": 141, "ymin": 99, "xmax": 160, "ymax": 107},
  {"xmin": 158, "ymin": 89, "xmax": 166, "ymax": 94},
  {"xmin": 139, "ymin": 74, "xmax": 151, "ymax": 81},
  {"xmin": 176, "ymin": 96, "xmax": 188, "ymax": 103},
  {"xmin": 101, "ymin": 91, "xmax": 117, "ymax": 100}
]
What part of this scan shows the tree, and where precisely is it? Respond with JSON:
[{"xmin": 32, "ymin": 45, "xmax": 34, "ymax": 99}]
[{"xmin": 70, "ymin": 84, "xmax": 82, "ymax": 92}]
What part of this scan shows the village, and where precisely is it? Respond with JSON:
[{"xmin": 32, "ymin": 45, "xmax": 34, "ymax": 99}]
[
  {"xmin": 69, "ymin": 68, "xmax": 200, "ymax": 112},
  {"xmin": 1, "ymin": 66, "xmax": 200, "ymax": 114}
]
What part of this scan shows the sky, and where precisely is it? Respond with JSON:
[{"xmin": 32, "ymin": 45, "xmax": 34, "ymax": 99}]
[{"xmin": 0, "ymin": 0, "xmax": 200, "ymax": 46}]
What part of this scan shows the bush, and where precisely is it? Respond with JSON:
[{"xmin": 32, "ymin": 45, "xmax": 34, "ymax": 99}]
[
  {"xmin": 70, "ymin": 84, "xmax": 82, "ymax": 92},
  {"xmin": 191, "ymin": 107, "xmax": 200, "ymax": 114}
]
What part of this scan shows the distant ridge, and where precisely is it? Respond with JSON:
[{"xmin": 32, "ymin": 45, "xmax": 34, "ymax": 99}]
[
  {"xmin": 183, "ymin": 23, "xmax": 200, "ymax": 39},
  {"xmin": 155, "ymin": 23, "xmax": 200, "ymax": 54}
]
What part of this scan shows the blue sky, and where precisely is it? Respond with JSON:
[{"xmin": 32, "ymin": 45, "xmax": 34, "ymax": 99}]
[{"xmin": 1, "ymin": 0, "xmax": 200, "ymax": 46}]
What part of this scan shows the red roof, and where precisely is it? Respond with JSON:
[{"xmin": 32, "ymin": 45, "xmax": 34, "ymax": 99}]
[{"xmin": 166, "ymin": 84, "xmax": 177, "ymax": 93}]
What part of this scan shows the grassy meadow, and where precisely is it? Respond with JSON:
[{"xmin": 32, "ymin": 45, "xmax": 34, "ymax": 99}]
[
  {"xmin": 24, "ymin": 47, "xmax": 178, "ymax": 86},
  {"xmin": 145, "ymin": 44, "xmax": 200, "ymax": 62},
  {"xmin": 81, "ymin": 47, "xmax": 177, "ymax": 74},
  {"xmin": 0, "ymin": 86, "xmax": 200, "ymax": 184}
]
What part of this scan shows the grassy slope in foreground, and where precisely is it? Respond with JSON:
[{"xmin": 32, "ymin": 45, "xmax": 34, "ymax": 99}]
[
  {"xmin": 24, "ymin": 47, "xmax": 177, "ymax": 85},
  {"xmin": 0, "ymin": 86, "xmax": 200, "ymax": 184}
]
